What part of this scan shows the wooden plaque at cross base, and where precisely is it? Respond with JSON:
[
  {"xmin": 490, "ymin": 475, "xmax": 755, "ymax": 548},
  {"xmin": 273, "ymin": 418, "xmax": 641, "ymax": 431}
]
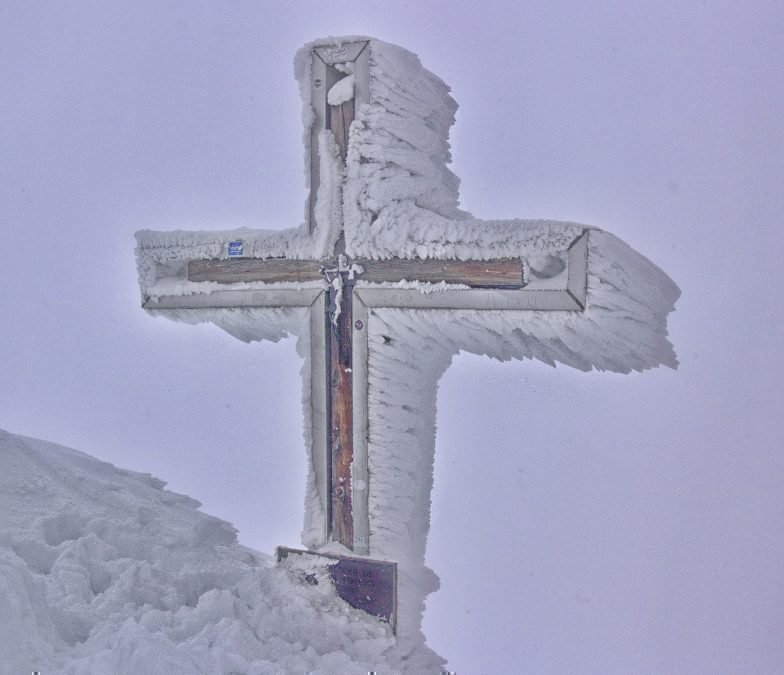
[{"xmin": 276, "ymin": 547, "xmax": 397, "ymax": 630}]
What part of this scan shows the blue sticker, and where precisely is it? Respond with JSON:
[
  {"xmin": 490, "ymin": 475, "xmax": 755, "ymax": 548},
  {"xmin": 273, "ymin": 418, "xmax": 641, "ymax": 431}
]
[{"xmin": 228, "ymin": 241, "xmax": 244, "ymax": 257}]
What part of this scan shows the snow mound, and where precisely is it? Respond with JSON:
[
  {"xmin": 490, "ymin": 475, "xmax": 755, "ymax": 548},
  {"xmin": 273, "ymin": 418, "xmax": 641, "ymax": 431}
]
[{"xmin": 0, "ymin": 429, "xmax": 443, "ymax": 673}]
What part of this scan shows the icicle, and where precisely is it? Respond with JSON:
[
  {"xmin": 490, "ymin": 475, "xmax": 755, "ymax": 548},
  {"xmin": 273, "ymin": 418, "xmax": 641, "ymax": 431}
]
[{"xmin": 331, "ymin": 276, "xmax": 343, "ymax": 325}]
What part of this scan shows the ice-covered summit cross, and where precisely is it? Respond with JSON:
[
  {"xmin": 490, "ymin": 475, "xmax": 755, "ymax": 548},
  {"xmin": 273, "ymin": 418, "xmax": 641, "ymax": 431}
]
[{"xmin": 135, "ymin": 36, "xmax": 679, "ymax": 650}]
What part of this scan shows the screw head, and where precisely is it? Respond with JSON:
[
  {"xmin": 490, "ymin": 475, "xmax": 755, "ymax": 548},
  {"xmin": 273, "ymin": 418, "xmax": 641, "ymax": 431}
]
[{"xmin": 354, "ymin": 320, "xmax": 364, "ymax": 330}]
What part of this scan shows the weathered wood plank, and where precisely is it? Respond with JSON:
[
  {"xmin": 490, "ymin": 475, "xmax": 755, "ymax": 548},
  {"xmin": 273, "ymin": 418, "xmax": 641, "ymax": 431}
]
[
  {"xmin": 188, "ymin": 259, "xmax": 324, "ymax": 284},
  {"xmin": 359, "ymin": 258, "xmax": 524, "ymax": 288},
  {"xmin": 329, "ymin": 281, "xmax": 354, "ymax": 549},
  {"xmin": 187, "ymin": 257, "xmax": 523, "ymax": 287}
]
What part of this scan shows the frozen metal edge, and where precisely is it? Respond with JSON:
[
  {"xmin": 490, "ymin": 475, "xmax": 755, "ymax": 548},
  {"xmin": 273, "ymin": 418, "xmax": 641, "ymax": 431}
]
[
  {"xmin": 314, "ymin": 40, "xmax": 369, "ymax": 66},
  {"xmin": 351, "ymin": 291, "xmax": 370, "ymax": 555},
  {"xmin": 566, "ymin": 230, "xmax": 589, "ymax": 309},
  {"xmin": 353, "ymin": 287, "xmax": 584, "ymax": 311},
  {"xmin": 142, "ymin": 288, "xmax": 324, "ymax": 310}
]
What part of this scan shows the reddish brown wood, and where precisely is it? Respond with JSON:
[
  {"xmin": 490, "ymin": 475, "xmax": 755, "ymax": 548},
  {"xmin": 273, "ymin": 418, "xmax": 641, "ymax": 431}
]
[
  {"xmin": 188, "ymin": 259, "xmax": 324, "ymax": 284},
  {"xmin": 328, "ymin": 98, "xmax": 354, "ymax": 161},
  {"xmin": 329, "ymin": 280, "xmax": 354, "ymax": 549},
  {"xmin": 358, "ymin": 258, "xmax": 524, "ymax": 288},
  {"xmin": 189, "ymin": 257, "xmax": 523, "ymax": 289}
]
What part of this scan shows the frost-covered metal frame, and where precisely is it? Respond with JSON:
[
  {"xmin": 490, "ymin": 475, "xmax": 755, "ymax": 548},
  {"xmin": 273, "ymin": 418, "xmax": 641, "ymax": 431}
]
[
  {"xmin": 351, "ymin": 296, "xmax": 370, "ymax": 555},
  {"xmin": 142, "ymin": 289, "xmax": 323, "ymax": 310},
  {"xmin": 351, "ymin": 229, "xmax": 589, "ymax": 555}
]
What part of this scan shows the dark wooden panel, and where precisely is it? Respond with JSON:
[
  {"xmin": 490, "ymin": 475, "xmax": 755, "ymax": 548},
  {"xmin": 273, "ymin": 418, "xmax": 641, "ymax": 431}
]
[
  {"xmin": 188, "ymin": 259, "xmax": 324, "ymax": 284},
  {"xmin": 358, "ymin": 258, "xmax": 524, "ymax": 288},
  {"xmin": 277, "ymin": 547, "xmax": 397, "ymax": 629},
  {"xmin": 327, "ymin": 557, "xmax": 396, "ymax": 625}
]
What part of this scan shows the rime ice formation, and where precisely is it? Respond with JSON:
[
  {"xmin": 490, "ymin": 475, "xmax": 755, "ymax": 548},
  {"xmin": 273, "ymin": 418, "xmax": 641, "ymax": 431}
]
[
  {"xmin": 0, "ymin": 429, "xmax": 444, "ymax": 673},
  {"xmin": 134, "ymin": 36, "xmax": 680, "ymax": 662},
  {"xmin": 135, "ymin": 37, "xmax": 590, "ymax": 299}
]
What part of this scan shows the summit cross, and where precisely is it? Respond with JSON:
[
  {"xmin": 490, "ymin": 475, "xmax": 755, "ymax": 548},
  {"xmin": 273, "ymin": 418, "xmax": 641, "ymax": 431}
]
[
  {"xmin": 143, "ymin": 40, "xmax": 587, "ymax": 554},
  {"xmin": 136, "ymin": 37, "xmax": 678, "ymax": 641}
]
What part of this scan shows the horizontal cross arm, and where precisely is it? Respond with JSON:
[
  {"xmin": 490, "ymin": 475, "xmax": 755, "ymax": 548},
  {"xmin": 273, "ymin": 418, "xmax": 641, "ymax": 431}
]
[
  {"xmin": 187, "ymin": 257, "xmax": 523, "ymax": 288},
  {"xmin": 188, "ymin": 259, "xmax": 325, "ymax": 284},
  {"xmin": 359, "ymin": 259, "xmax": 523, "ymax": 288}
]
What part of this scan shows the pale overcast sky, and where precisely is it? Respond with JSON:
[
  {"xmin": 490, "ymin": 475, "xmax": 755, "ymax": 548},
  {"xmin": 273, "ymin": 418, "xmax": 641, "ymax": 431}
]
[{"xmin": 2, "ymin": 2, "xmax": 783, "ymax": 671}]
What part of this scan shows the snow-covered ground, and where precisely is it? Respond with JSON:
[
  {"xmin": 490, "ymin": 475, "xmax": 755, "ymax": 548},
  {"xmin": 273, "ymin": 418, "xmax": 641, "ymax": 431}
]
[{"xmin": 0, "ymin": 428, "xmax": 443, "ymax": 673}]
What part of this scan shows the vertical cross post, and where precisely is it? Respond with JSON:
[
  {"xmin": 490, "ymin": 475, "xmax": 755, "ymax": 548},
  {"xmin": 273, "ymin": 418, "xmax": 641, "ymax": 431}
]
[
  {"xmin": 328, "ymin": 271, "xmax": 355, "ymax": 548},
  {"xmin": 311, "ymin": 41, "xmax": 369, "ymax": 549}
]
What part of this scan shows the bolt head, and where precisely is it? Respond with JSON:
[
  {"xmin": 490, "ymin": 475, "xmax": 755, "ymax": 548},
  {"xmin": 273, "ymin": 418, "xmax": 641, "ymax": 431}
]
[{"xmin": 354, "ymin": 320, "xmax": 364, "ymax": 330}]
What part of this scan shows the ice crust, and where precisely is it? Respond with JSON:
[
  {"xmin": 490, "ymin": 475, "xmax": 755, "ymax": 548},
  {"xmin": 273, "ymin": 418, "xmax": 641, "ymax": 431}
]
[
  {"xmin": 0, "ymin": 429, "xmax": 445, "ymax": 672},
  {"xmin": 133, "ymin": 35, "xmax": 680, "ymax": 659}
]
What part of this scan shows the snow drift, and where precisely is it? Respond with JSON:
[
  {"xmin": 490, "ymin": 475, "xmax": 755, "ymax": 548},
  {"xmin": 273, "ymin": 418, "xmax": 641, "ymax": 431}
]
[{"xmin": 0, "ymin": 429, "xmax": 443, "ymax": 673}]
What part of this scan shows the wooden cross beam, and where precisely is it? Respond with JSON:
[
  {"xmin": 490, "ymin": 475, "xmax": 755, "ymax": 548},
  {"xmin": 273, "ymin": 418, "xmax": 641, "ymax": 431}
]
[
  {"xmin": 146, "ymin": 241, "xmax": 588, "ymax": 554},
  {"xmin": 141, "ymin": 40, "xmax": 589, "ymax": 554}
]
